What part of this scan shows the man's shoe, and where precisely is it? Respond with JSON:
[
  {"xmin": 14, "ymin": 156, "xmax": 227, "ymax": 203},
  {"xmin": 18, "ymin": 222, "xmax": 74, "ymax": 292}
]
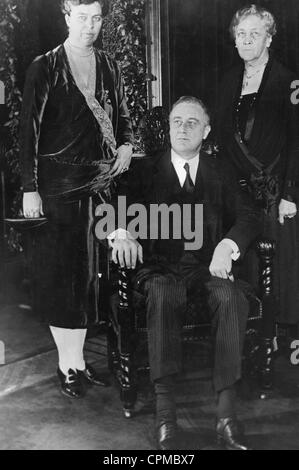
[
  {"xmin": 77, "ymin": 363, "xmax": 110, "ymax": 387},
  {"xmin": 157, "ymin": 421, "xmax": 178, "ymax": 450},
  {"xmin": 216, "ymin": 417, "xmax": 251, "ymax": 450},
  {"xmin": 57, "ymin": 368, "xmax": 85, "ymax": 399}
]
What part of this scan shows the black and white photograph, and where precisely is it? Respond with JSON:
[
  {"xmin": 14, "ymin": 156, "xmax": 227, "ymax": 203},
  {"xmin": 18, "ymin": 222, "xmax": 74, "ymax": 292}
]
[{"xmin": 1, "ymin": 0, "xmax": 299, "ymax": 453}]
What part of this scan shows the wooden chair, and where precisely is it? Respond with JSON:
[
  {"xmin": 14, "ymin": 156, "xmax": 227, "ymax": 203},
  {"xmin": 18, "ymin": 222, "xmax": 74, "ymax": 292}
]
[
  {"xmin": 97, "ymin": 107, "xmax": 276, "ymax": 418},
  {"xmin": 106, "ymin": 251, "xmax": 274, "ymax": 418}
]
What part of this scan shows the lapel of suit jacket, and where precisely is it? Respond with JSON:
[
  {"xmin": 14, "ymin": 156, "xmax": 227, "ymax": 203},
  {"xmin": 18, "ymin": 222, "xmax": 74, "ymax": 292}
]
[
  {"xmin": 151, "ymin": 150, "xmax": 182, "ymax": 203},
  {"xmin": 196, "ymin": 150, "xmax": 221, "ymax": 202},
  {"xmin": 151, "ymin": 149, "xmax": 221, "ymax": 201},
  {"xmin": 197, "ymin": 151, "xmax": 223, "ymax": 245},
  {"xmin": 148, "ymin": 149, "xmax": 224, "ymax": 250},
  {"xmin": 153, "ymin": 150, "xmax": 214, "ymax": 199}
]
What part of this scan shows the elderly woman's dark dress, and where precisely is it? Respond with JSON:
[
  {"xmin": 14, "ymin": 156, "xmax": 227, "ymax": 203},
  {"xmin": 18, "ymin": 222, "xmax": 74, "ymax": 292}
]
[
  {"xmin": 217, "ymin": 52, "xmax": 299, "ymax": 324},
  {"xmin": 20, "ymin": 45, "xmax": 133, "ymax": 327}
]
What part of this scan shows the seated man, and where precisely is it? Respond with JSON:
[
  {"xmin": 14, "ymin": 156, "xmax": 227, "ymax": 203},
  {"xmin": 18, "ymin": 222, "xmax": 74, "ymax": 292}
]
[{"xmin": 105, "ymin": 96, "xmax": 261, "ymax": 450}]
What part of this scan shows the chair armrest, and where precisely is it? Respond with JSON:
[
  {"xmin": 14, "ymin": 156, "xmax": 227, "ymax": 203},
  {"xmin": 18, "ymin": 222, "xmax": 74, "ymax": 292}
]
[
  {"xmin": 256, "ymin": 238, "xmax": 278, "ymax": 344},
  {"xmin": 118, "ymin": 267, "xmax": 130, "ymax": 311},
  {"xmin": 255, "ymin": 238, "xmax": 276, "ymax": 298},
  {"xmin": 113, "ymin": 266, "xmax": 135, "ymax": 353}
]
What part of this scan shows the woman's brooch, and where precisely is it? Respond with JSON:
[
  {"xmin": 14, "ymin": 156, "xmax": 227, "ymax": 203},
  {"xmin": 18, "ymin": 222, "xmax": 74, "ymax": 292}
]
[
  {"xmin": 104, "ymin": 89, "xmax": 112, "ymax": 105},
  {"xmin": 203, "ymin": 141, "xmax": 219, "ymax": 157}
]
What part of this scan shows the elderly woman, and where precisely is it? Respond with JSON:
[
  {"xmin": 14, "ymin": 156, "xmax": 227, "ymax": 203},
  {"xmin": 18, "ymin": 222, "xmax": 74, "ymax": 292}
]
[
  {"xmin": 20, "ymin": 0, "xmax": 133, "ymax": 398},
  {"xmin": 217, "ymin": 4, "xmax": 299, "ymax": 327}
]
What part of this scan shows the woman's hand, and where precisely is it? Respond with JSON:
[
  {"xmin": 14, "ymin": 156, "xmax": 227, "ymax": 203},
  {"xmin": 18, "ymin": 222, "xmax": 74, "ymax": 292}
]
[
  {"xmin": 23, "ymin": 191, "xmax": 44, "ymax": 218},
  {"xmin": 111, "ymin": 143, "xmax": 133, "ymax": 177},
  {"xmin": 278, "ymin": 198, "xmax": 297, "ymax": 225}
]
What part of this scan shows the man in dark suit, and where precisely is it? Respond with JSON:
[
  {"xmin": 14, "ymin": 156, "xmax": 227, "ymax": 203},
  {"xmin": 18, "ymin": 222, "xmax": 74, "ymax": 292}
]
[{"xmin": 107, "ymin": 96, "xmax": 261, "ymax": 450}]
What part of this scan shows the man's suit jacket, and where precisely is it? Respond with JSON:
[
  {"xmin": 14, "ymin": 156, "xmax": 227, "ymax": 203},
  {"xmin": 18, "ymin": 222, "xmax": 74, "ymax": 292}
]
[{"xmin": 114, "ymin": 148, "xmax": 262, "ymax": 265}]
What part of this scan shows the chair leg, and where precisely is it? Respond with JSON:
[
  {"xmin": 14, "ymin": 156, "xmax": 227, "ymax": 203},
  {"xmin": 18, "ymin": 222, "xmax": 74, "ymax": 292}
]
[
  {"xmin": 258, "ymin": 337, "xmax": 274, "ymax": 390},
  {"xmin": 243, "ymin": 328, "xmax": 260, "ymax": 379},
  {"xmin": 117, "ymin": 267, "xmax": 137, "ymax": 418},
  {"xmin": 119, "ymin": 353, "xmax": 137, "ymax": 419},
  {"xmin": 107, "ymin": 322, "xmax": 119, "ymax": 375},
  {"xmin": 256, "ymin": 239, "xmax": 276, "ymax": 392}
]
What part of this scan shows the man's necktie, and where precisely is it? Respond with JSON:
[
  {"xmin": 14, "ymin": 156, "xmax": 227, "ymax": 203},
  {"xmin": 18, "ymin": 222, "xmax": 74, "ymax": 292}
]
[{"xmin": 183, "ymin": 162, "xmax": 195, "ymax": 193}]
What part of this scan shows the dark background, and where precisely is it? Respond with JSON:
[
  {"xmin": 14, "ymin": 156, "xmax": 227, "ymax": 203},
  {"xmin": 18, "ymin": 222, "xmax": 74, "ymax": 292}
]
[
  {"xmin": 163, "ymin": 0, "xmax": 299, "ymax": 113},
  {"xmin": 15, "ymin": 0, "xmax": 78, "ymax": 91},
  {"xmin": 7, "ymin": 0, "xmax": 299, "ymax": 116},
  {"xmin": 13, "ymin": 0, "xmax": 299, "ymax": 104},
  {"xmin": 1, "ymin": 0, "xmax": 299, "ymax": 311},
  {"xmin": 2, "ymin": 0, "xmax": 299, "ymax": 220}
]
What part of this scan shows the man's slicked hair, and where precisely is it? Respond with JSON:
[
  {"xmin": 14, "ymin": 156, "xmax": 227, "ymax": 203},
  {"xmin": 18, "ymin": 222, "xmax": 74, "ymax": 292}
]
[
  {"xmin": 61, "ymin": 0, "xmax": 110, "ymax": 17},
  {"xmin": 170, "ymin": 96, "xmax": 211, "ymax": 125}
]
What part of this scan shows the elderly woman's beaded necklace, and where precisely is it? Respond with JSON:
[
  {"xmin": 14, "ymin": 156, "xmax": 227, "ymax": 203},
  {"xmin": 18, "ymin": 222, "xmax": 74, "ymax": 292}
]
[{"xmin": 242, "ymin": 60, "xmax": 268, "ymax": 91}]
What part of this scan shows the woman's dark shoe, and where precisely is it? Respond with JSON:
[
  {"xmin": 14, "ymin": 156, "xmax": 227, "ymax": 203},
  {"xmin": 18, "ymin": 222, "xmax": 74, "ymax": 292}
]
[
  {"xmin": 216, "ymin": 417, "xmax": 251, "ymax": 450},
  {"xmin": 77, "ymin": 363, "xmax": 110, "ymax": 387},
  {"xmin": 57, "ymin": 368, "xmax": 85, "ymax": 399}
]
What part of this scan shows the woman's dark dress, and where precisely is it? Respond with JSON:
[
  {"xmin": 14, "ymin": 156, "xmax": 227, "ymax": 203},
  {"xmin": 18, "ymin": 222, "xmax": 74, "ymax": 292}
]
[
  {"xmin": 20, "ymin": 44, "xmax": 133, "ymax": 328},
  {"xmin": 217, "ymin": 54, "xmax": 299, "ymax": 324}
]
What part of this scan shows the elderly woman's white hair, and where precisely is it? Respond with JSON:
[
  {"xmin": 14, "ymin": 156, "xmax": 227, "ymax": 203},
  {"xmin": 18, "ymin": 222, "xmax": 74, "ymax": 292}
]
[{"xmin": 229, "ymin": 4, "xmax": 277, "ymax": 39}]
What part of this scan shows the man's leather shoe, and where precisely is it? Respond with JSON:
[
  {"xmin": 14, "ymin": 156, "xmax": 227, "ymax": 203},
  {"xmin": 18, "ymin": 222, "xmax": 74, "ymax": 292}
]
[
  {"xmin": 57, "ymin": 368, "xmax": 85, "ymax": 399},
  {"xmin": 77, "ymin": 363, "xmax": 110, "ymax": 387},
  {"xmin": 216, "ymin": 417, "xmax": 250, "ymax": 450},
  {"xmin": 157, "ymin": 421, "xmax": 178, "ymax": 450}
]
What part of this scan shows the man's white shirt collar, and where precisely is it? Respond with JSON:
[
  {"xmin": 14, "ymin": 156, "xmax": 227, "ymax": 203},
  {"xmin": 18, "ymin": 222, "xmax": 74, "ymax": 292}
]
[
  {"xmin": 170, "ymin": 149, "xmax": 240, "ymax": 260},
  {"xmin": 171, "ymin": 150, "xmax": 199, "ymax": 187}
]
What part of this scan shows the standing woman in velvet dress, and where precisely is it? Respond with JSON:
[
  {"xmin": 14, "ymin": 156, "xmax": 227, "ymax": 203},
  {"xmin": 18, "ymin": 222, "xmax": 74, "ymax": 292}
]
[
  {"xmin": 20, "ymin": 0, "xmax": 133, "ymax": 398},
  {"xmin": 217, "ymin": 4, "xmax": 299, "ymax": 329}
]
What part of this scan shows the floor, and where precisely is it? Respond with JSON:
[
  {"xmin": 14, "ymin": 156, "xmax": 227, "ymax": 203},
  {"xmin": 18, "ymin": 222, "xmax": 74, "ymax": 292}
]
[{"xmin": 1, "ymin": 261, "xmax": 299, "ymax": 450}]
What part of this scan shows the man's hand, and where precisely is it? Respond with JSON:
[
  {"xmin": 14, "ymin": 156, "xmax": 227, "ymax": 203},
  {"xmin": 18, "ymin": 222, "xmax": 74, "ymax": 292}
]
[
  {"xmin": 23, "ymin": 191, "xmax": 44, "ymax": 218},
  {"xmin": 278, "ymin": 198, "xmax": 297, "ymax": 225},
  {"xmin": 111, "ymin": 232, "xmax": 143, "ymax": 269},
  {"xmin": 111, "ymin": 143, "xmax": 133, "ymax": 177},
  {"xmin": 209, "ymin": 240, "xmax": 234, "ymax": 281}
]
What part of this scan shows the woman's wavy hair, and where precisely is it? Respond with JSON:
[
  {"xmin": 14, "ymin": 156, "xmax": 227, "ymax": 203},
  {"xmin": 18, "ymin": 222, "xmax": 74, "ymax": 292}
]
[
  {"xmin": 61, "ymin": 0, "xmax": 110, "ymax": 17},
  {"xmin": 229, "ymin": 4, "xmax": 277, "ymax": 39}
]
